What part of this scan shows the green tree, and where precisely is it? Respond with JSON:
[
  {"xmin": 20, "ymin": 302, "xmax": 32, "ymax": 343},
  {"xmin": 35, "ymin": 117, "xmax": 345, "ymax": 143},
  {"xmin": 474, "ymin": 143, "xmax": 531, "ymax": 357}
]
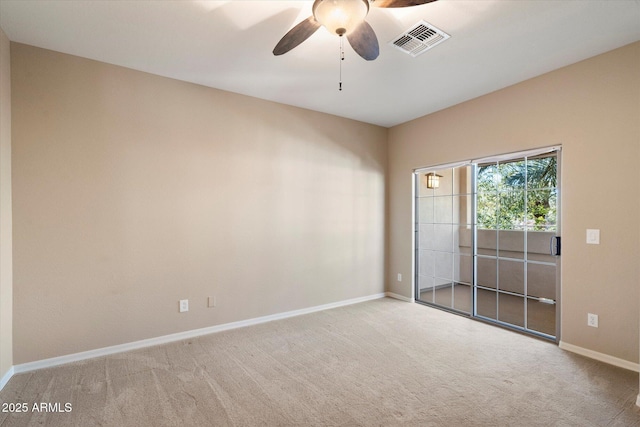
[{"xmin": 477, "ymin": 156, "xmax": 557, "ymax": 230}]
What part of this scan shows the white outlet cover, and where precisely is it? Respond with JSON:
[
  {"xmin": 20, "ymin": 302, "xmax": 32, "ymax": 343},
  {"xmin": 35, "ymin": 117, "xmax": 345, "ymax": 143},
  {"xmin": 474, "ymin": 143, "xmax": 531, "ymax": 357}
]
[
  {"xmin": 179, "ymin": 299, "xmax": 189, "ymax": 313},
  {"xmin": 397, "ymin": 273, "xmax": 402, "ymax": 282},
  {"xmin": 586, "ymin": 229, "xmax": 600, "ymax": 244},
  {"xmin": 587, "ymin": 313, "xmax": 598, "ymax": 327}
]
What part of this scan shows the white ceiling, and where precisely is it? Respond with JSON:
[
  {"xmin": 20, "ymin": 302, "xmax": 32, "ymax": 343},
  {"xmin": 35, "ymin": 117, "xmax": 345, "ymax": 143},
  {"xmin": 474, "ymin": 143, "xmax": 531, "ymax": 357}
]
[{"xmin": 1, "ymin": 0, "xmax": 639, "ymax": 127}]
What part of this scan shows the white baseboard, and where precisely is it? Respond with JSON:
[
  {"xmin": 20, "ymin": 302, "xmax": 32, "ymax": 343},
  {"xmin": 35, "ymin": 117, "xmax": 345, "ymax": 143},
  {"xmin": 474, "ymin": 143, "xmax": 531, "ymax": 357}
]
[
  {"xmin": 559, "ymin": 341, "xmax": 639, "ymax": 372},
  {"xmin": 0, "ymin": 366, "xmax": 14, "ymax": 390},
  {"xmin": 10, "ymin": 292, "xmax": 386, "ymax": 379},
  {"xmin": 385, "ymin": 292, "xmax": 414, "ymax": 303}
]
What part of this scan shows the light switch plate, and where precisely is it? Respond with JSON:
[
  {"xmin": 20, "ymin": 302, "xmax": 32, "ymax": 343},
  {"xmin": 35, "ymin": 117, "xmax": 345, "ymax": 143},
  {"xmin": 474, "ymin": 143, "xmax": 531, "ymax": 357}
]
[{"xmin": 586, "ymin": 229, "xmax": 600, "ymax": 245}]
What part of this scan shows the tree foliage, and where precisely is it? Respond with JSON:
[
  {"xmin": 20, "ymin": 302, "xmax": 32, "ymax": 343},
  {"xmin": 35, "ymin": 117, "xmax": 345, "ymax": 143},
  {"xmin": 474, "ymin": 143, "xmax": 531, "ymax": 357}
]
[{"xmin": 477, "ymin": 156, "xmax": 557, "ymax": 231}]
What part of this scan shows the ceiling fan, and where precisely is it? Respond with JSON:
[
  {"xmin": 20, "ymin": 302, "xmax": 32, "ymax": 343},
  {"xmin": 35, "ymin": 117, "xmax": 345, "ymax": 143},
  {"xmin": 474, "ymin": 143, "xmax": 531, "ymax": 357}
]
[{"xmin": 273, "ymin": 0, "xmax": 439, "ymax": 61}]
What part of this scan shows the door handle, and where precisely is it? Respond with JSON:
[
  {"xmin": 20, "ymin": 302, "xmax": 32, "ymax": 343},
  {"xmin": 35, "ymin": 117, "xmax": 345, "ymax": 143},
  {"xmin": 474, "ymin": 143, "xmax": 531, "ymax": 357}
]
[{"xmin": 550, "ymin": 236, "xmax": 561, "ymax": 256}]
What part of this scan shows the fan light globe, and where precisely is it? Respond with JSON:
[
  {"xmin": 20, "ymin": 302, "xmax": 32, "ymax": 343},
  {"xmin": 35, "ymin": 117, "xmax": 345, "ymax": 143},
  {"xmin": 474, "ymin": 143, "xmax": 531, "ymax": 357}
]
[{"xmin": 313, "ymin": 0, "xmax": 369, "ymax": 36}]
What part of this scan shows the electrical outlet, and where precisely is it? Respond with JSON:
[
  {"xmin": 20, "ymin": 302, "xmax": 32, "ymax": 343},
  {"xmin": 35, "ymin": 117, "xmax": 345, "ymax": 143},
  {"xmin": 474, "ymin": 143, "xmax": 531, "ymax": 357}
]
[
  {"xmin": 208, "ymin": 296, "xmax": 216, "ymax": 308},
  {"xmin": 587, "ymin": 313, "xmax": 598, "ymax": 328},
  {"xmin": 397, "ymin": 273, "xmax": 402, "ymax": 282},
  {"xmin": 179, "ymin": 299, "xmax": 189, "ymax": 313}
]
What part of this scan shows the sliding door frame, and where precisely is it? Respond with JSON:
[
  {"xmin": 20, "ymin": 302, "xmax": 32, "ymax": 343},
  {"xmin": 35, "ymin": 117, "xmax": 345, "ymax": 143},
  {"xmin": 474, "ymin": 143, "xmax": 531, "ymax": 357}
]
[{"xmin": 413, "ymin": 146, "xmax": 562, "ymax": 341}]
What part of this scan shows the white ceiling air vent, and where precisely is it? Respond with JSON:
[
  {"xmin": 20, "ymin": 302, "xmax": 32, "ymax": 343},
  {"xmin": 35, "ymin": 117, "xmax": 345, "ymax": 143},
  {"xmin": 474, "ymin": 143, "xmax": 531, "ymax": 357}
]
[{"xmin": 389, "ymin": 20, "xmax": 449, "ymax": 57}]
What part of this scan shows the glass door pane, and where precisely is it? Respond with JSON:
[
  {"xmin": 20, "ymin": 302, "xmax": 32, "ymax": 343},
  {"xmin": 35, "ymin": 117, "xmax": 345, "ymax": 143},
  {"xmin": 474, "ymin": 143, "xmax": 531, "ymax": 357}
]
[
  {"xmin": 525, "ymin": 154, "xmax": 559, "ymax": 337},
  {"xmin": 474, "ymin": 153, "xmax": 559, "ymax": 339},
  {"xmin": 415, "ymin": 164, "xmax": 473, "ymax": 314}
]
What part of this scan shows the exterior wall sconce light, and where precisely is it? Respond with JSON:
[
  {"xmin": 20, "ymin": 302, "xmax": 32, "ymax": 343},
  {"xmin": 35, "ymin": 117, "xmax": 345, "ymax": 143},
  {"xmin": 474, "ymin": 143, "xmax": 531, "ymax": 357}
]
[{"xmin": 424, "ymin": 173, "xmax": 442, "ymax": 189}]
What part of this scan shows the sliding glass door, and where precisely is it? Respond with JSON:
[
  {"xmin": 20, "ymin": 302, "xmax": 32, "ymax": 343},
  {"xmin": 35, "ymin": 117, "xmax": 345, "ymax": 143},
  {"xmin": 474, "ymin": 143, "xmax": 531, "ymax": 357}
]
[{"xmin": 415, "ymin": 148, "xmax": 560, "ymax": 340}]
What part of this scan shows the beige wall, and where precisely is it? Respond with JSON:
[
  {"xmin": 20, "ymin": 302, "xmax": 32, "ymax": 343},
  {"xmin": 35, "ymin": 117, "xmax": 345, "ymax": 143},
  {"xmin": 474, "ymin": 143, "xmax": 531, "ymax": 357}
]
[
  {"xmin": 11, "ymin": 43, "xmax": 388, "ymax": 364},
  {"xmin": 0, "ymin": 28, "xmax": 13, "ymax": 378},
  {"xmin": 388, "ymin": 42, "xmax": 640, "ymax": 363}
]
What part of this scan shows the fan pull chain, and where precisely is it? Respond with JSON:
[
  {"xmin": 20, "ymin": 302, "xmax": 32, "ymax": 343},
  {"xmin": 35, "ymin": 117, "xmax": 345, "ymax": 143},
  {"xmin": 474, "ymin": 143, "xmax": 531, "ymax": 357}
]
[{"xmin": 339, "ymin": 37, "xmax": 343, "ymax": 91}]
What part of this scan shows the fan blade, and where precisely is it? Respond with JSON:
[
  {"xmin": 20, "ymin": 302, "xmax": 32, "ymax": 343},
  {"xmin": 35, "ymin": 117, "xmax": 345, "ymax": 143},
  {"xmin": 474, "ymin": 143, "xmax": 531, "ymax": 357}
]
[
  {"xmin": 273, "ymin": 17, "xmax": 321, "ymax": 56},
  {"xmin": 371, "ymin": 0, "xmax": 438, "ymax": 7},
  {"xmin": 347, "ymin": 21, "xmax": 379, "ymax": 61}
]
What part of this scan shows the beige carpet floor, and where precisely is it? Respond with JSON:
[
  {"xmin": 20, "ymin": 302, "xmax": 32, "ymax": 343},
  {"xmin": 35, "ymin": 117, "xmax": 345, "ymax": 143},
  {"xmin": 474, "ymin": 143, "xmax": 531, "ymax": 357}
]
[{"xmin": 0, "ymin": 298, "xmax": 638, "ymax": 426}]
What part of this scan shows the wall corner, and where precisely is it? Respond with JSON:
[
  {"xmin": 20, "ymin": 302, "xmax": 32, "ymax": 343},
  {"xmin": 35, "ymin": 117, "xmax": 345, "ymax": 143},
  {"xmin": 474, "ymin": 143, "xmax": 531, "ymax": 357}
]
[{"xmin": 0, "ymin": 27, "xmax": 14, "ymax": 385}]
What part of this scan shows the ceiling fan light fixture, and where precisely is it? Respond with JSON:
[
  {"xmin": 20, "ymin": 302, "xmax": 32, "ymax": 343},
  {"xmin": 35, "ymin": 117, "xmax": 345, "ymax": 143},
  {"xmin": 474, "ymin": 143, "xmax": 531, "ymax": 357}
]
[{"xmin": 313, "ymin": 0, "xmax": 369, "ymax": 36}]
